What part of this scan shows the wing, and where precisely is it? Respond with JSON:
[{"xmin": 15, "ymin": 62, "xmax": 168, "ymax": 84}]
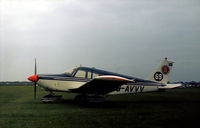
[{"xmin": 69, "ymin": 75, "xmax": 165, "ymax": 95}]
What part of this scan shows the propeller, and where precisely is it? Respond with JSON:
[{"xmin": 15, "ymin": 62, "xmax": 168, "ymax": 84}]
[
  {"xmin": 27, "ymin": 58, "xmax": 38, "ymax": 99},
  {"xmin": 34, "ymin": 58, "xmax": 37, "ymax": 99}
]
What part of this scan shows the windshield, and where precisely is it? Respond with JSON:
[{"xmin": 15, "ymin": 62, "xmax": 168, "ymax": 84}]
[{"xmin": 64, "ymin": 67, "xmax": 77, "ymax": 75}]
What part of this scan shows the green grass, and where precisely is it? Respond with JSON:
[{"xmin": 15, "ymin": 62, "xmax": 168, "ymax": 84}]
[{"xmin": 0, "ymin": 86, "xmax": 200, "ymax": 128}]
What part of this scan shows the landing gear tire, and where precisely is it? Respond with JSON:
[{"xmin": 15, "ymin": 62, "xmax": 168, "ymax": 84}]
[{"xmin": 74, "ymin": 95, "xmax": 86, "ymax": 101}]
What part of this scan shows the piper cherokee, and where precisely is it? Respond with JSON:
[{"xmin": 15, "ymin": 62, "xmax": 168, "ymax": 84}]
[{"xmin": 28, "ymin": 58, "xmax": 178, "ymax": 103}]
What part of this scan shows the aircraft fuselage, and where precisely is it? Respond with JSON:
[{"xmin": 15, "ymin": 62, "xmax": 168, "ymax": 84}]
[{"xmin": 37, "ymin": 75, "xmax": 159, "ymax": 95}]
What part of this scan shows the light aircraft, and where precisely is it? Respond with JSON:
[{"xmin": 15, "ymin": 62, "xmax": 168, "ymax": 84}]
[{"xmin": 28, "ymin": 58, "xmax": 178, "ymax": 102}]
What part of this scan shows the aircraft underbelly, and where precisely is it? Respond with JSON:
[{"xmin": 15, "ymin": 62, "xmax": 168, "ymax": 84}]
[
  {"xmin": 109, "ymin": 85, "xmax": 159, "ymax": 95},
  {"xmin": 37, "ymin": 80, "xmax": 85, "ymax": 92}
]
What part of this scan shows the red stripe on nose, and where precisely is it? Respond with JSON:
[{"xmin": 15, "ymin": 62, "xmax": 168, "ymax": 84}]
[{"xmin": 28, "ymin": 75, "xmax": 38, "ymax": 82}]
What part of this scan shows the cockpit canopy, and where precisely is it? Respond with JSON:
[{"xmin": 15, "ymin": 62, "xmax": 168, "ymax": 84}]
[
  {"xmin": 64, "ymin": 66, "xmax": 135, "ymax": 80},
  {"xmin": 64, "ymin": 67, "xmax": 101, "ymax": 79}
]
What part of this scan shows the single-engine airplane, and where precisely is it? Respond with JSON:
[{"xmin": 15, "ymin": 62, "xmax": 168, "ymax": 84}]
[{"xmin": 28, "ymin": 58, "xmax": 178, "ymax": 102}]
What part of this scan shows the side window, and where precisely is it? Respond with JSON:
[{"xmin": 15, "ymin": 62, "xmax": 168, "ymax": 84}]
[
  {"xmin": 93, "ymin": 72, "xmax": 100, "ymax": 78},
  {"xmin": 75, "ymin": 70, "xmax": 86, "ymax": 78},
  {"xmin": 87, "ymin": 71, "xmax": 92, "ymax": 79}
]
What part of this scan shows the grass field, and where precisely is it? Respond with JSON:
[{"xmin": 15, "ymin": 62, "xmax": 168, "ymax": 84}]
[{"xmin": 0, "ymin": 86, "xmax": 199, "ymax": 128}]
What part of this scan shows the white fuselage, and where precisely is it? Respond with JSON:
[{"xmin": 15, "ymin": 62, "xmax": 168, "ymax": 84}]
[
  {"xmin": 109, "ymin": 85, "xmax": 159, "ymax": 95},
  {"xmin": 38, "ymin": 79, "xmax": 85, "ymax": 92}
]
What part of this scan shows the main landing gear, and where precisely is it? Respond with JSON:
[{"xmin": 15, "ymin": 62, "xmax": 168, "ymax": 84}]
[
  {"xmin": 74, "ymin": 95, "xmax": 106, "ymax": 103},
  {"xmin": 41, "ymin": 93, "xmax": 62, "ymax": 103}
]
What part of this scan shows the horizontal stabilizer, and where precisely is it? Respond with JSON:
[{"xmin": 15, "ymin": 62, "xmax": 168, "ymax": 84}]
[{"xmin": 159, "ymin": 83, "xmax": 182, "ymax": 89}]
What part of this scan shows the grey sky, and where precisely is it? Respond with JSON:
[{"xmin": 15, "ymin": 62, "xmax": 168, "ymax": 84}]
[{"xmin": 0, "ymin": 0, "xmax": 200, "ymax": 81}]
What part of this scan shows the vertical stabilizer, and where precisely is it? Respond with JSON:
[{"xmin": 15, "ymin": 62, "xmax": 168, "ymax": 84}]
[{"xmin": 147, "ymin": 58, "xmax": 174, "ymax": 84}]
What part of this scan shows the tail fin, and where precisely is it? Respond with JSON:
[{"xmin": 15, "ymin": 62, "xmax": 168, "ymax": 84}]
[{"xmin": 147, "ymin": 58, "xmax": 174, "ymax": 84}]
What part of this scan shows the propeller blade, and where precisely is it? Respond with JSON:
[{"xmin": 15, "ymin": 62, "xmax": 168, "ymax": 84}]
[
  {"xmin": 34, "ymin": 82, "xmax": 36, "ymax": 99},
  {"xmin": 34, "ymin": 58, "xmax": 37, "ymax": 99},
  {"xmin": 35, "ymin": 58, "xmax": 37, "ymax": 75}
]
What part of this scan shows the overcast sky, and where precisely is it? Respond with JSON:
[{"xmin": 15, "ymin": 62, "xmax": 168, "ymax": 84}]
[{"xmin": 0, "ymin": 0, "xmax": 200, "ymax": 82}]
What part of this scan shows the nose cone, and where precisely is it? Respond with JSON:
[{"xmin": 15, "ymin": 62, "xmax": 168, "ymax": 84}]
[{"xmin": 28, "ymin": 75, "xmax": 38, "ymax": 82}]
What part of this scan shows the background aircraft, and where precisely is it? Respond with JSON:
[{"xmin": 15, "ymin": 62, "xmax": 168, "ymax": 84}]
[{"xmin": 28, "ymin": 58, "xmax": 175, "ymax": 102}]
